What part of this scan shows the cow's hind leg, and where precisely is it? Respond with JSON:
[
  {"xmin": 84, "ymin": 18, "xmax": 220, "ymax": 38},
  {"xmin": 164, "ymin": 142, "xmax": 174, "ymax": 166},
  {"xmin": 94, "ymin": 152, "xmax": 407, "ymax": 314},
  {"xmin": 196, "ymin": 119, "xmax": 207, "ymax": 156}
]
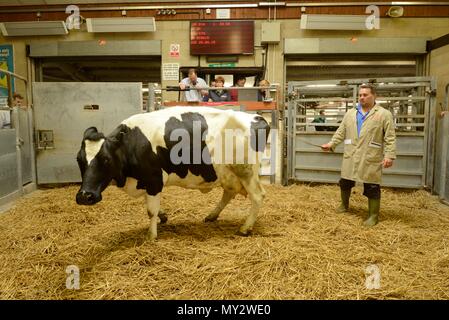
[
  {"xmin": 146, "ymin": 193, "xmax": 161, "ymax": 240},
  {"xmin": 236, "ymin": 168, "xmax": 266, "ymax": 236},
  {"xmin": 158, "ymin": 210, "xmax": 168, "ymax": 224},
  {"xmin": 205, "ymin": 189, "xmax": 236, "ymax": 222}
]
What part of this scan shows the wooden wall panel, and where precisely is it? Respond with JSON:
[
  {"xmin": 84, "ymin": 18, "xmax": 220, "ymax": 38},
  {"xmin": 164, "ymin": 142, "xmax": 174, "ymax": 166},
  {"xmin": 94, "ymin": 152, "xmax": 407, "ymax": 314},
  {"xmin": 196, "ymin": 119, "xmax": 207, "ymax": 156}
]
[{"xmin": 1, "ymin": 1, "xmax": 449, "ymax": 21}]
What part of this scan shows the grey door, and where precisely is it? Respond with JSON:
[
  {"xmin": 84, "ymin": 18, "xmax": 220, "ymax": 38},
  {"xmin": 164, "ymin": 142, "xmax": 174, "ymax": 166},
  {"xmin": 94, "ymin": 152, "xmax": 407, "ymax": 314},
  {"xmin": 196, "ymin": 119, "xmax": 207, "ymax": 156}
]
[{"xmin": 33, "ymin": 82, "xmax": 142, "ymax": 184}]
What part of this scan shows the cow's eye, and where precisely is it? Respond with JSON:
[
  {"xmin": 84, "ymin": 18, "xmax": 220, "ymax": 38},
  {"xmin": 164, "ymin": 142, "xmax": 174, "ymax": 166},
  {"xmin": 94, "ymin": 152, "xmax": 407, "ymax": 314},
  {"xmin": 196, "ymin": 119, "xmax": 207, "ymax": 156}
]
[{"xmin": 104, "ymin": 158, "xmax": 110, "ymax": 165}]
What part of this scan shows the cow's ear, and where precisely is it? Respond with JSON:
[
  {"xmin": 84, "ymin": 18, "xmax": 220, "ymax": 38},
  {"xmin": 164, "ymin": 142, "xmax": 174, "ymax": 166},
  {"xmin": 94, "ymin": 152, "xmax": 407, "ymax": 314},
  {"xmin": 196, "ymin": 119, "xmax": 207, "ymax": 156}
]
[{"xmin": 83, "ymin": 127, "xmax": 105, "ymax": 141}]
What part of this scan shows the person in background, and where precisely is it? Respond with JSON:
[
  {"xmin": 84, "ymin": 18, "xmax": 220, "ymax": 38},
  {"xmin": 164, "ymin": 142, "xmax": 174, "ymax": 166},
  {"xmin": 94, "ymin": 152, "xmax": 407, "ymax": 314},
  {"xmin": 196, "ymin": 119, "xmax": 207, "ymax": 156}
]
[
  {"xmin": 208, "ymin": 76, "xmax": 231, "ymax": 102},
  {"xmin": 179, "ymin": 69, "xmax": 208, "ymax": 102},
  {"xmin": 321, "ymin": 84, "xmax": 396, "ymax": 227},
  {"xmin": 312, "ymin": 110, "xmax": 327, "ymax": 131},
  {"xmin": 203, "ymin": 79, "xmax": 216, "ymax": 102},
  {"xmin": 0, "ymin": 92, "xmax": 24, "ymax": 129},
  {"xmin": 230, "ymin": 76, "xmax": 246, "ymax": 101},
  {"xmin": 257, "ymin": 79, "xmax": 271, "ymax": 101},
  {"xmin": 12, "ymin": 93, "xmax": 24, "ymax": 108}
]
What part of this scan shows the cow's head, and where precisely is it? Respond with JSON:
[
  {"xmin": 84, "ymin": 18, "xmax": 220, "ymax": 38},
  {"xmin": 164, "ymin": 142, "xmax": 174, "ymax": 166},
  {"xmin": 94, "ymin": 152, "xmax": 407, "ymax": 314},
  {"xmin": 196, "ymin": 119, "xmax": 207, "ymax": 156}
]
[{"xmin": 76, "ymin": 125, "xmax": 128, "ymax": 205}]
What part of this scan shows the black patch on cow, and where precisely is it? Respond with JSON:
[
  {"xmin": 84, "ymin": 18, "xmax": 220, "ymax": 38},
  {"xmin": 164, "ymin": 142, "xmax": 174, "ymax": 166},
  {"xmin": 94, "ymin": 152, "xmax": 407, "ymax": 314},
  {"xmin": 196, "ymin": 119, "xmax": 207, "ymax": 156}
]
[
  {"xmin": 162, "ymin": 112, "xmax": 217, "ymax": 182},
  {"xmin": 103, "ymin": 114, "xmax": 217, "ymax": 196},
  {"xmin": 250, "ymin": 116, "xmax": 270, "ymax": 152}
]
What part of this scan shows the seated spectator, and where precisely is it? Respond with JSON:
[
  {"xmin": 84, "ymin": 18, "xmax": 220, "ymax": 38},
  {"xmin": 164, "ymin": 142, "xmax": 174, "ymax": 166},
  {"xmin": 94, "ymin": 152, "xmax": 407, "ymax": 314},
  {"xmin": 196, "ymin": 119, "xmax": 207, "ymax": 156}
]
[
  {"xmin": 257, "ymin": 79, "xmax": 271, "ymax": 101},
  {"xmin": 208, "ymin": 76, "xmax": 231, "ymax": 102},
  {"xmin": 230, "ymin": 76, "xmax": 246, "ymax": 101},
  {"xmin": 179, "ymin": 69, "xmax": 208, "ymax": 102}
]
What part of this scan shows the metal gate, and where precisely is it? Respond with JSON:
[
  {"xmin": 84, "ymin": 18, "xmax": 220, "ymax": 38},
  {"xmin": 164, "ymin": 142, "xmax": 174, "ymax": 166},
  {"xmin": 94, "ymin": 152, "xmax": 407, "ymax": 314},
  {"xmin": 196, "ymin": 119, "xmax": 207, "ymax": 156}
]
[
  {"xmin": 286, "ymin": 77, "xmax": 436, "ymax": 189},
  {"xmin": 0, "ymin": 107, "xmax": 34, "ymax": 204},
  {"xmin": 33, "ymin": 82, "xmax": 143, "ymax": 184},
  {"xmin": 435, "ymin": 83, "xmax": 449, "ymax": 204}
]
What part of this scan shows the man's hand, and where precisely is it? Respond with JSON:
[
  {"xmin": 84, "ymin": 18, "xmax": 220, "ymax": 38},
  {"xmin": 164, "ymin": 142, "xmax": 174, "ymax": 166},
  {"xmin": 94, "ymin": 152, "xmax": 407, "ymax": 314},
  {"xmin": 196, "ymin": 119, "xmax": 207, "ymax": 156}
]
[
  {"xmin": 382, "ymin": 158, "xmax": 393, "ymax": 168},
  {"xmin": 321, "ymin": 143, "xmax": 332, "ymax": 152},
  {"xmin": 179, "ymin": 83, "xmax": 186, "ymax": 90}
]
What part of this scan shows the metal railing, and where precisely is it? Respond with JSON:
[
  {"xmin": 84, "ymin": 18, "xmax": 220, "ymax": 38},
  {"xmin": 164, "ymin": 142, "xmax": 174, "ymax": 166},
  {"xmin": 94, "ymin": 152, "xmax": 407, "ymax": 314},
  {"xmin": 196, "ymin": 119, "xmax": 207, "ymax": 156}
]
[
  {"xmin": 146, "ymin": 83, "xmax": 280, "ymax": 112},
  {"xmin": 0, "ymin": 68, "xmax": 35, "ymax": 205}
]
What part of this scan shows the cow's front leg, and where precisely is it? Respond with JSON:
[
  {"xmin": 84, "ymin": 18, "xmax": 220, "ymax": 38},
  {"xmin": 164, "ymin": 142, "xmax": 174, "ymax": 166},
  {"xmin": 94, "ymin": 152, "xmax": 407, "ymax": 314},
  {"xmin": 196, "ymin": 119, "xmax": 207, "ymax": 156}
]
[{"xmin": 146, "ymin": 193, "xmax": 161, "ymax": 240}]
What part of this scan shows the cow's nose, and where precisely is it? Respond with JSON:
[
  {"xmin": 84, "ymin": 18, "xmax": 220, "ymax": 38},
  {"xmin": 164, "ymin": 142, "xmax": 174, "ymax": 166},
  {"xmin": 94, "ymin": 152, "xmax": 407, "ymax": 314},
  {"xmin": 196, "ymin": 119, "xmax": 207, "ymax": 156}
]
[{"xmin": 76, "ymin": 190, "xmax": 98, "ymax": 205}]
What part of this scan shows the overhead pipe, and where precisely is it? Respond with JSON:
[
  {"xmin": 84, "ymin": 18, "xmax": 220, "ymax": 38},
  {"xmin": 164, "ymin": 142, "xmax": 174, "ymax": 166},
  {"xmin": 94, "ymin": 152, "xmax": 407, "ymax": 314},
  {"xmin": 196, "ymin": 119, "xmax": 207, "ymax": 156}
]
[
  {"xmin": 286, "ymin": 2, "xmax": 449, "ymax": 6},
  {"xmin": 1, "ymin": 1, "xmax": 448, "ymax": 14},
  {"xmin": 0, "ymin": 3, "xmax": 257, "ymax": 14}
]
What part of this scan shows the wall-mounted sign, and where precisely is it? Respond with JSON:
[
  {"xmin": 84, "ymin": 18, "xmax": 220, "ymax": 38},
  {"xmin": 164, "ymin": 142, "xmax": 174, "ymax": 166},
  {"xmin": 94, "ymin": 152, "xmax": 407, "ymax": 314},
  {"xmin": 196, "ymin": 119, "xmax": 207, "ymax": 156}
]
[
  {"xmin": 208, "ymin": 63, "xmax": 236, "ymax": 68},
  {"xmin": 0, "ymin": 44, "xmax": 14, "ymax": 100},
  {"xmin": 190, "ymin": 20, "xmax": 254, "ymax": 55},
  {"xmin": 163, "ymin": 63, "xmax": 180, "ymax": 81},
  {"xmin": 216, "ymin": 9, "xmax": 231, "ymax": 19},
  {"xmin": 169, "ymin": 43, "xmax": 180, "ymax": 58}
]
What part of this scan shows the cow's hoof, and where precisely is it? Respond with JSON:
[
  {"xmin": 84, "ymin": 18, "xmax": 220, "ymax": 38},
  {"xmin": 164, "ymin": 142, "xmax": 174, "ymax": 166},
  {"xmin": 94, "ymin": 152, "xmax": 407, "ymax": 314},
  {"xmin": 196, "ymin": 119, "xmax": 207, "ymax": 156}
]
[
  {"xmin": 204, "ymin": 216, "xmax": 218, "ymax": 223},
  {"xmin": 145, "ymin": 233, "xmax": 158, "ymax": 241},
  {"xmin": 236, "ymin": 229, "xmax": 252, "ymax": 237},
  {"xmin": 158, "ymin": 211, "xmax": 168, "ymax": 224}
]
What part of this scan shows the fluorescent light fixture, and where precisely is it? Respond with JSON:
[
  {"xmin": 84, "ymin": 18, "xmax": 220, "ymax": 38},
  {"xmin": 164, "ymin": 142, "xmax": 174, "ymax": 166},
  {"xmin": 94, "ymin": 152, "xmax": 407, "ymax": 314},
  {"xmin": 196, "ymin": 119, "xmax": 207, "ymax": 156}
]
[
  {"xmin": 86, "ymin": 17, "xmax": 156, "ymax": 33},
  {"xmin": 0, "ymin": 21, "xmax": 68, "ymax": 36},
  {"xmin": 301, "ymin": 14, "xmax": 370, "ymax": 30},
  {"xmin": 305, "ymin": 84, "xmax": 338, "ymax": 88},
  {"xmin": 259, "ymin": 2, "xmax": 286, "ymax": 6}
]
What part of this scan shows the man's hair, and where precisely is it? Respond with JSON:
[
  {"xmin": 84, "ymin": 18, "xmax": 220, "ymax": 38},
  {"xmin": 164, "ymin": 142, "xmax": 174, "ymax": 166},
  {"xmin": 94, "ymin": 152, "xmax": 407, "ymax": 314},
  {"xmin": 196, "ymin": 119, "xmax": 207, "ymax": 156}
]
[
  {"xmin": 235, "ymin": 75, "xmax": 246, "ymax": 83},
  {"xmin": 359, "ymin": 83, "xmax": 377, "ymax": 95},
  {"xmin": 319, "ymin": 110, "xmax": 325, "ymax": 115},
  {"xmin": 13, "ymin": 93, "xmax": 23, "ymax": 100},
  {"xmin": 188, "ymin": 68, "xmax": 197, "ymax": 76}
]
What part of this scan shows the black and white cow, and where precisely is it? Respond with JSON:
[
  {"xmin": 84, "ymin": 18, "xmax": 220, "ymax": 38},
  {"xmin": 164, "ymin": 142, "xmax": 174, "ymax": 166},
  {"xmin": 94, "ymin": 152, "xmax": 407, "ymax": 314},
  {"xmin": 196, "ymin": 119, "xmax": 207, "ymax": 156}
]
[{"xmin": 76, "ymin": 107, "xmax": 270, "ymax": 240}]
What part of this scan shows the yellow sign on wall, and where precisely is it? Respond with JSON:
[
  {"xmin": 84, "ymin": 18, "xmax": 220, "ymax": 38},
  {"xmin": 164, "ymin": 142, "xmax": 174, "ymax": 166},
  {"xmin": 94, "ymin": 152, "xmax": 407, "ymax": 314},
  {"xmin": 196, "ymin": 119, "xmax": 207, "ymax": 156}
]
[{"xmin": 0, "ymin": 45, "xmax": 14, "ymax": 97}]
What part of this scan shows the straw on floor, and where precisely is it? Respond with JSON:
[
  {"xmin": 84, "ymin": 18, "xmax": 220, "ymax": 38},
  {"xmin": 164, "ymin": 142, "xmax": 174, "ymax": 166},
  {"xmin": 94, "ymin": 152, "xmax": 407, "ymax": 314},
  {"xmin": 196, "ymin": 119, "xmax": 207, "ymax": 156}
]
[{"xmin": 0, "ymin": 184, "xmax": 448, "ymax": 299}]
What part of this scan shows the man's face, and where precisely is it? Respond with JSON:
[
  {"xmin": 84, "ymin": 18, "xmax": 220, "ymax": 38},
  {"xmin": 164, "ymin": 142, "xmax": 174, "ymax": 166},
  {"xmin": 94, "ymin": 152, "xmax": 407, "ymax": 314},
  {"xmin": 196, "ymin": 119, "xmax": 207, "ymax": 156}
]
[
  {"xmin": 13, "ymin": 97, "xmax": 23, "ymax": 107},
  {"xmin": 189, "ymin": 73, "xmax": 198, "ymax": 84},
  {"xmin": 237, "ymin": 79, "xmax": 246, "ymax": 87},
  {"xmin": 358, "ymin": 88, "xmax": 375, "ymax": 108}
]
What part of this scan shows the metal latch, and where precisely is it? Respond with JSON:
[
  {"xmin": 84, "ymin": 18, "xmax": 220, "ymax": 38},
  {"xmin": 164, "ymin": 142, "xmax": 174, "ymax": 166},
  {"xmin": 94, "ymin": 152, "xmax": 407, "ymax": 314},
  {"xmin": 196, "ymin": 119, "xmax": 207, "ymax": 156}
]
[{"xmin": 37, "ymin": 130, "xmax": 55, "ymax": 150}]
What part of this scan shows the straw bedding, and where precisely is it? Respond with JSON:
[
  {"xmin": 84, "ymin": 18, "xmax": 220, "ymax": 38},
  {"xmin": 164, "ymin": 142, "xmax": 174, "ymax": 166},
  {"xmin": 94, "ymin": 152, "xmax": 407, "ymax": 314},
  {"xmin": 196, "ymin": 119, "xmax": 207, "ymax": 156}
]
[{"xmin": 0, "ymin": 184, "xmax": 448, "ymax": 300}]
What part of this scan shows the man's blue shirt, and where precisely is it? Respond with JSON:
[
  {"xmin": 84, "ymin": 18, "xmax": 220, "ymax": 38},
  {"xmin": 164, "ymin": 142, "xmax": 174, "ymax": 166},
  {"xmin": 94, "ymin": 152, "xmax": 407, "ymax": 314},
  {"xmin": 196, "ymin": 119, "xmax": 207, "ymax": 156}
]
[{"xmin": 356, "ymin": 103, "xmax": 370, "ymax": 137}]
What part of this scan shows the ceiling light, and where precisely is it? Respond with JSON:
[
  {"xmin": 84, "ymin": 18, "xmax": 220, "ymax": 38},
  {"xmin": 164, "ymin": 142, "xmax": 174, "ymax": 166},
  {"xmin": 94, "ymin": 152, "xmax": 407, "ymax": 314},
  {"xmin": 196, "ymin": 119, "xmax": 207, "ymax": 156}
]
[{"xmin": 0, "ymin": 21, "xmax": 68, "ymax": 36}]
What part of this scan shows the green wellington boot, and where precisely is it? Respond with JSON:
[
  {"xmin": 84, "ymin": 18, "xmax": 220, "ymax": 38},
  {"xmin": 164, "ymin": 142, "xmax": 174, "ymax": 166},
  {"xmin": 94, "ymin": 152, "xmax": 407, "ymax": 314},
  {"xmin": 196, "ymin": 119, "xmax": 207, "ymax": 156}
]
[
  {"xmin": 363, "ymin": 198, "xmax": 380, "ymax": 227},
  {"xmin": 336, "ymin": 189, "xmax": 351, "ymax": 213}
]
